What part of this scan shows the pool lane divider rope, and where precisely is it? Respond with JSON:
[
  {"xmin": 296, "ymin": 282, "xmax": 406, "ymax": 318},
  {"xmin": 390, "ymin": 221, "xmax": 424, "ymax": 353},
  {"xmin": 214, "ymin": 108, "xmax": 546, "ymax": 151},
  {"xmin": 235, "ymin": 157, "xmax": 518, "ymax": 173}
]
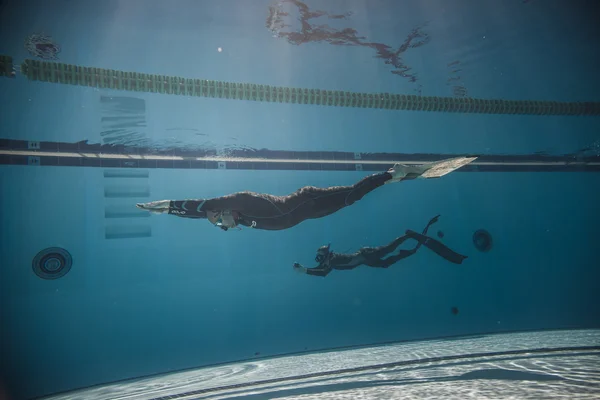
[{"xmin": 1, "ymin": 55, "xmax": 599, "ymax": 116}]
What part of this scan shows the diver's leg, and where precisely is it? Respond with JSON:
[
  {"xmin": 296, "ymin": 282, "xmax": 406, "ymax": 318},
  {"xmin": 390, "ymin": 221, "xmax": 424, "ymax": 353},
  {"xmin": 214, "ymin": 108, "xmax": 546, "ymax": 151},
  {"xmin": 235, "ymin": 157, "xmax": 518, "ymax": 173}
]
[
  {"xmin": 345, "ymin": 171, "xmax": 394, "ymax": 202},
  {"xmin": 262, "ymin": 167, "xmax": 414, "ymax": 227},
  {"xmin": 360, "ymin": 236, "xmax": 411, "ymax": 260},
  {"xmin": 405, "ymin": 230, "xmax": 468, "ymax": 264},
  {"xmin": 279, "ymin": 171, "xmax": 392, "ymax": 225},
  {"xmin": 421, "ymin": 215, "xmax": 440, "ymax": 236},
  {"xmin": 362, "ymin": 214, "xmax": 442, "ymax": 260},
  {"xmin": 302, "ymin": 157, "xmax": 480, "ymax": 205},
  {"xmin": 408, "ymin": 215, "xmax": 441, "ymax": 252},
  {"xmin": 364, "ymin": 249, "xmax": 417, "ymax": 268},
  {"xmin": 291, "ymin": 171, "xmax": 392, "ymax": 204}
]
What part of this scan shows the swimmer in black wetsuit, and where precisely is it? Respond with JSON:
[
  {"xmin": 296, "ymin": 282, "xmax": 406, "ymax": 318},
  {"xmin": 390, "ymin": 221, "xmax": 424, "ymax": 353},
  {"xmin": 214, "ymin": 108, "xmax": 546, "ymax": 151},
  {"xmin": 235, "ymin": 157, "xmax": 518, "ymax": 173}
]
[
  {"xmin": 136, "ymin": 157, "xmax": 477, "ymax": 231},
  {"xmin": 293, "ymin": 215, "xmax": 467, "ymax": 277}
]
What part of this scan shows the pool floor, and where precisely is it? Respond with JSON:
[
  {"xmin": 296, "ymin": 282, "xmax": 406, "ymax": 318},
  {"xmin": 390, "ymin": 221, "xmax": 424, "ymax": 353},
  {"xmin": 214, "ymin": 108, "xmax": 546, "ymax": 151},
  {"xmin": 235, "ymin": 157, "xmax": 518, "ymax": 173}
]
[{"xmin": 41, "ymin": 329, "xmax": 600, "ymax": 400}]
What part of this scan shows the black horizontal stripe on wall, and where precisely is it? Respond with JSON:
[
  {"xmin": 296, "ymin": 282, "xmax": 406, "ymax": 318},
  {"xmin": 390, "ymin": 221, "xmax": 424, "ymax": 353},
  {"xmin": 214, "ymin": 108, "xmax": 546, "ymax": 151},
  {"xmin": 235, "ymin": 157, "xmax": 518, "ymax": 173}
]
[{"xmin": 0, "ymin": 139, "xmax": 598, "ymax": 172}]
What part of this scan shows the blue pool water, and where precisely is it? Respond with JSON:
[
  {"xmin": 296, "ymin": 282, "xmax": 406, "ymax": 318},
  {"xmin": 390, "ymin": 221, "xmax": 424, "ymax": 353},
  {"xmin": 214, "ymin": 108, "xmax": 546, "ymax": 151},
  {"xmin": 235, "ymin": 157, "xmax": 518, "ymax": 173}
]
[{"xmin": 1, "ymin": 1, "xmax": 599, "ymax": 399}]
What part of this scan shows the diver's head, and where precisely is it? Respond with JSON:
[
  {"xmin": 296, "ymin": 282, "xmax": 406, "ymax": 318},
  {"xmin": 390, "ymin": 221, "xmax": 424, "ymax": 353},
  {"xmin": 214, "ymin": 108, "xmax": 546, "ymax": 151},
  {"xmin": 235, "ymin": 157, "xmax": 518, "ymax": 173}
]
[
  {"xmin": 207, "ymin": 210, "xmax": 238, "ymax": 231},
  {"xmin": 315, "ymin": 244, "xmax": 331, "ymax": 263}
]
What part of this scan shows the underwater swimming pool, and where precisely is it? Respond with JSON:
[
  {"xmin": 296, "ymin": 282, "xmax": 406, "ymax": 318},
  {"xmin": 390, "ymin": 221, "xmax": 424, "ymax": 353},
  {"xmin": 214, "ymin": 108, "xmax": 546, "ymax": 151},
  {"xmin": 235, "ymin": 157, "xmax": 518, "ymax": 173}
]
[{"xmin": 1, "ymin": 1, "xmax": 599, "ymax": 399}]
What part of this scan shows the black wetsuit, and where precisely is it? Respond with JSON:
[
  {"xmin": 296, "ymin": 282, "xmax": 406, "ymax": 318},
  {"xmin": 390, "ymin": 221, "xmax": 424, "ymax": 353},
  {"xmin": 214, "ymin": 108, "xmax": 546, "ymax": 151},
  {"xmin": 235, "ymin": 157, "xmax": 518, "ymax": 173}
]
[
  {"xmin": 166, "ymin": 171, "xmax": 395, "ymax": 230},
  {"xmin": 302, "ymin": 216, "xmax": 468, "ymax": 277}
]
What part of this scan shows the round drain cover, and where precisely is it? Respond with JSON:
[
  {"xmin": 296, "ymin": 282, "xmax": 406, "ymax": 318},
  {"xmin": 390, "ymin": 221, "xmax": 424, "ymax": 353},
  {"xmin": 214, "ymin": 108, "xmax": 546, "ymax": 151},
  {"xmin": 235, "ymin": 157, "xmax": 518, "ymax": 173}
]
[
  {"xmin": 472, "ymin": 229, "xmax": 493, "ymax": 252},
  {"xmin": 32, "ymin": 247, "xmax": 72, "ymax": 280}
]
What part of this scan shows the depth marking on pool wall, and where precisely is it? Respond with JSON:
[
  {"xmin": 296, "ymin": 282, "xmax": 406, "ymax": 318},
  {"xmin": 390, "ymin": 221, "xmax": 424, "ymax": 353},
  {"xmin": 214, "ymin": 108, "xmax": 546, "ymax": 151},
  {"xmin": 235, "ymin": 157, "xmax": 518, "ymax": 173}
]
[
  {"xmin": 103, "ymin": 168, "xmax": 152, "ymax": 240},
  {"xmin": 1, "ymin": 55, "xmax": 599, "ymax": 116}
]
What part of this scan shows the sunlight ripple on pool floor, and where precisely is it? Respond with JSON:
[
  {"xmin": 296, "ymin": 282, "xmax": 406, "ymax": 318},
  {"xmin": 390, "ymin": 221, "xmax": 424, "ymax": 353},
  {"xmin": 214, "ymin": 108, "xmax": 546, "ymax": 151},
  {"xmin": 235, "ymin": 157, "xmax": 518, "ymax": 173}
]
[{"xmin": 41, "ymin": 329, "xmax": 600, "ymax": 400}]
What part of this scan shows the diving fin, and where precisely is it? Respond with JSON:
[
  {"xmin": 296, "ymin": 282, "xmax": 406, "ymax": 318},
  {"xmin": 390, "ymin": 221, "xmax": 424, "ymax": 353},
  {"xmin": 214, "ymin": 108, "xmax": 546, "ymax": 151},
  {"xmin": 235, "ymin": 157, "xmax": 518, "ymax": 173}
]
[
  {"xmin": 419, "ymin": 156, "xmax": 478, "ymax": 178},
  {"xmin": 387, "ymin": 156, "xmax": 477, "ymax": 183},
  {"xmin": 405, "ymin": 229, "xmax": 468, "ymax": 264}
]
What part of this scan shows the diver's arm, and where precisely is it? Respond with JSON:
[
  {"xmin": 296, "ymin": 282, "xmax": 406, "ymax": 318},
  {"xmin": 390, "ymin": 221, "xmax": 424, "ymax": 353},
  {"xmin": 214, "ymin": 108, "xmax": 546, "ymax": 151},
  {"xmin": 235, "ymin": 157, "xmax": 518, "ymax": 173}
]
[
  {"xmin": 293, "ymin": 262, "xmax": 332, "ymax": 277},
  {"xmin": 137, "ymin": 200, "xmax": 208, "ymax": 219}
]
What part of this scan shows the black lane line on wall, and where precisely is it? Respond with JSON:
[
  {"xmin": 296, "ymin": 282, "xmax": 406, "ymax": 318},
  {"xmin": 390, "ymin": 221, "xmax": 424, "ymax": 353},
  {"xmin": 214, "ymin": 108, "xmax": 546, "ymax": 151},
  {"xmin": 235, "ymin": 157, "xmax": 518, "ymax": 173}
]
[{"xmin": 1, "ymin": 139, "xmax": 599, "ymax": 172}]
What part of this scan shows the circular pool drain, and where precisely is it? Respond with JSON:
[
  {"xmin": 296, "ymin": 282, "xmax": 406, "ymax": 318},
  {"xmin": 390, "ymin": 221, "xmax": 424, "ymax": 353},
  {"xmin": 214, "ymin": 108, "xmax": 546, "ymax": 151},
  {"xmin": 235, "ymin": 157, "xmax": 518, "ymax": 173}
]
[
  {"xmin": 32, "ymin": 247, "xmax": 72, "ymax": 280},
  {"xmin": 472, "ymin": 229, "xmax": 493, "ymax": 252}
]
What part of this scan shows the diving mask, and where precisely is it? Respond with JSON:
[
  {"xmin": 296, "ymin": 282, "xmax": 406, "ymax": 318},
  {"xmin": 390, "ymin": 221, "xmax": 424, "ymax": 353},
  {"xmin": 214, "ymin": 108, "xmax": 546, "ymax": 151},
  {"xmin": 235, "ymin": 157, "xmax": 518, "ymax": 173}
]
[{"xmin": 315, "ymin": 244, "xmax": 331, "ymax": 263}]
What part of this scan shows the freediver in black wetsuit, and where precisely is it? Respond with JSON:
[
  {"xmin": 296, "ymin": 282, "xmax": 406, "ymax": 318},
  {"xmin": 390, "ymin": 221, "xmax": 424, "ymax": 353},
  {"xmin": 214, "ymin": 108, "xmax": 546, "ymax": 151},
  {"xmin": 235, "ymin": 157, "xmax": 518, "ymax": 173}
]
[
  {"xmin": 136, "ymin": 157, "xmax": 477, "ymax": 231},
  {"xmin": 293, "ymin": 215, "xmax": 468, "ymax": 277}
]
